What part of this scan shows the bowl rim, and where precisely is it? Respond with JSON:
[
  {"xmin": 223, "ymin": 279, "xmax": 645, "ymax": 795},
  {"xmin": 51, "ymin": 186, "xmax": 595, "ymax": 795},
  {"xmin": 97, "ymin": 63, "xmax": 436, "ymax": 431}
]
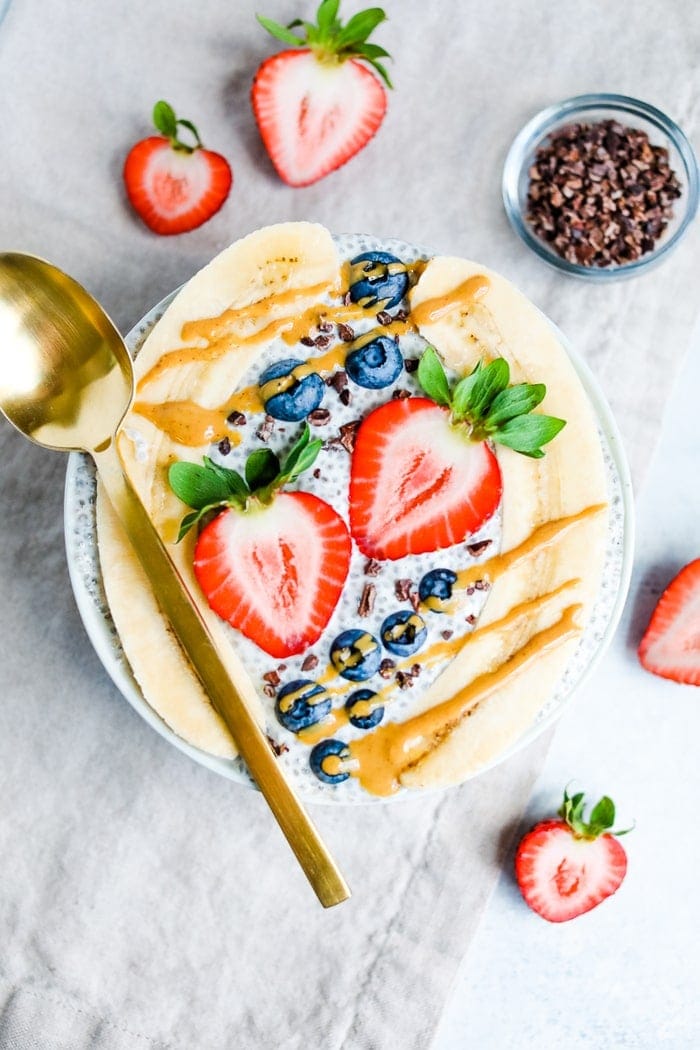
[{"xmin": 502, "ymin": 92, "xmax": 700, "ymax": 280}]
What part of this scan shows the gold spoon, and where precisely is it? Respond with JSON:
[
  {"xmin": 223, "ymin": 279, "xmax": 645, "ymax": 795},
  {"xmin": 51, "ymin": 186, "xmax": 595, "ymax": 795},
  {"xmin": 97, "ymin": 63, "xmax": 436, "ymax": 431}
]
[{"xmin": 0, "ymin": 252, "xmax": 350, "ymax": 908}]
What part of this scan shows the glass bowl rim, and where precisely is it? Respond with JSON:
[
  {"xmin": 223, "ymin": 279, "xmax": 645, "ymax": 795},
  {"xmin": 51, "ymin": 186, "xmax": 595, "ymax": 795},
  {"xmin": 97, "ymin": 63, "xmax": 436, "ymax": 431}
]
[{"xmin": 502, "ymin": 92, "xmax": 700, "ymax": 280}]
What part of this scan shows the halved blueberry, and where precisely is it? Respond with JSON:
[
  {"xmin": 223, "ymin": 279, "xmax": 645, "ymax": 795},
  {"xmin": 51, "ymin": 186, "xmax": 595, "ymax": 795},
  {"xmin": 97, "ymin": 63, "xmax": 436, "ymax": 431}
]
[
  {"xmin": 259, "ymin": 358, "xmax": 324, "ymax": 422},
  {"xmin": 345, "ymin": 688, "xmax": 384, "ymax": 730},
  {"xmin": 381, "ymin": 611, "xmax": 427, "ymax": 657},
  {"xmin": 330, "ymin": 629, "xmax": 381, "ymax": 681},
  {"xmin": 310, "ymin": 739, "xmax": 351, "ymax": 784},
  {"xmin": 345, "ymin": 335, "xmax": 403, "ymax": 390},
  {"xmin": 418, "ymin": 568, "xmax": 458, "ymax": 613},
  {"xmin": 349, "ymin": 251, "xmax": 409, "ymax": 310},
  {"xmin": 275, "ymin": 679, "xmax": 332, "ymax": 733}
]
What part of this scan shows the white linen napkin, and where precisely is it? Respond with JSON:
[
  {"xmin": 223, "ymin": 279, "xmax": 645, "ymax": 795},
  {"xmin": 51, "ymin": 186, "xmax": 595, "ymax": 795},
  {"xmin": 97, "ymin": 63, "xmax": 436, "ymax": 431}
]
[{"xmin": 1, "ymin": 0, "xmax": 698, "ymax": 1047}]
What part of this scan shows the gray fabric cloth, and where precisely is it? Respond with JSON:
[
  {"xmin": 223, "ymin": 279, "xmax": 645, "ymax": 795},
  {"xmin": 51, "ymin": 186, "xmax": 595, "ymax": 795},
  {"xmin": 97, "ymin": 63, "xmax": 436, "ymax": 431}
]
[{"xmin": 0, "ymin": 0, "xmax": 698, "ymax": 1047}]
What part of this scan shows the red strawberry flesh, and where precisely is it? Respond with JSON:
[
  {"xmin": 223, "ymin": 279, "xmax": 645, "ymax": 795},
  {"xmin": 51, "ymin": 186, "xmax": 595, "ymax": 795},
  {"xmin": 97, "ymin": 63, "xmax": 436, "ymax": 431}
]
[
  {"xmin": 638, "ymin": 558, "xmax": 700, "ymax": 685},
  {"xmin": 251, "ymin": 51, "xmax": 387, "ymax": 187},
  {"xmin": 193, "ymin": 491, "xmax": 351, "ymax": 658},
  {"xmin": 515, "ymin": 819, "xmax": 627, "ymax": 923},
  {"xmin": 349, "ymin": 397, "xmax": 502, "ymax": 560}
]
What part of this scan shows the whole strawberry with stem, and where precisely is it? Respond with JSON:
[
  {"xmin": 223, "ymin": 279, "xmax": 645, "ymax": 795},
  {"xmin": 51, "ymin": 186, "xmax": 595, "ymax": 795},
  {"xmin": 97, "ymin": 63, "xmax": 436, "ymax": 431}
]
[
  {"xmin": 123, "ymin": 100, "xmax": 232, "ymax": 235},
  {"xmin": 169, "ymin": 426, "xmax": 351, "ymax": 658},
  {"xmin": 252, "ymin": 0, "xmax": 392, "ymax": 187},
  {"xmin": 515, "ymin": 787, "xmax": 633, "ymax": 923},
  {"xmin": 349, "ymin": 347, "xmax": 566, "ymax": 560}
]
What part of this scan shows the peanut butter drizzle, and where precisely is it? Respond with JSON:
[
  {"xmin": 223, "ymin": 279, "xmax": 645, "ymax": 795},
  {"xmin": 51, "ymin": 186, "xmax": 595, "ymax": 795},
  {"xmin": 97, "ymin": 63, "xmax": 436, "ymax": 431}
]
[
  {"xmin": 349, "ymin": 604, "xmax": 582, "ymax": 796},
  {"xmin": 299, "ymin": 581, "xmax": 579, "ymax": 748},
  {"xmin": 137, "ymin": 290, "xmax": 389, "ymax": 394},
  {"xmin": 135, "ymin": 317, "xmax": 414, "ymax": 448},
  {"xmin": 133, "ymin": 400, "xmax": 244, "ymax": 448},
  {"xmin": 452, "ymin": 504, "xmax": 607, "ymax": 594},
  {"xmin": 410, "ymin": 274, "xmax": 491, "ymax": 326}
]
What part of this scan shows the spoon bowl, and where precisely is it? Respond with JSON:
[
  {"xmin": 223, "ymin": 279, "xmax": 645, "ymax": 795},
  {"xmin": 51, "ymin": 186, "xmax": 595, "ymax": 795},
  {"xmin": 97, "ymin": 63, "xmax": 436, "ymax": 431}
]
[
  {"xmin": 0, "ymin": 252, "xmax": 349, "ymax": 907},
  {"xmin": 0, "ymin": 253, "xmax": 133, "ymax": 453}
]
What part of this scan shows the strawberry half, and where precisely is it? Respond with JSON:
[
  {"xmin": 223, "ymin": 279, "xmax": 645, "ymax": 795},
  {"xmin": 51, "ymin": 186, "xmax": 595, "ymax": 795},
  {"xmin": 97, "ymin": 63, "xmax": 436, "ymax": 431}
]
[
  {"xmin": 638, "ymin": 559, "xmax": 700, "ymax": 685},
  {"xmin": 252, "ymin": 0, "xmax": 392, "ymax": 187},
  {"xmin": 123, "ymin": 101, "xmax": 232, "ymax": 235},
  {"xmin": 169, "ymin": 427, "xmax": 351, "ymax": 658},
  {"xmin": 515, "ymin": 788, "xmax": 631, "ymax": 923},
  {"xmin": 349, "ymin": 348, "xmax": 566, "ymax": 560}
]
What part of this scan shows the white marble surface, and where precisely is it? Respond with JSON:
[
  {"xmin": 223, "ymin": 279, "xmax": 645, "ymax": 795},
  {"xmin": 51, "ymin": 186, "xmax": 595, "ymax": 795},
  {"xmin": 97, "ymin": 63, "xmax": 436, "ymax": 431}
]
[{"xmin": 435, "ymin": 323, "xmax": 700, "ymax": 1049}]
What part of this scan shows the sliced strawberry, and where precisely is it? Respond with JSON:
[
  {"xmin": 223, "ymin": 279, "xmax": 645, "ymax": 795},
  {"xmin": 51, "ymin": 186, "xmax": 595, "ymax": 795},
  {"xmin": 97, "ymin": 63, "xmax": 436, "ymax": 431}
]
[
  {"xmin": 349, "ymin": 397, "xmax": 501, "ymax": 560},
  {"xmin": 252, "ymin": 1, "xmax": 392, "ymax": 187},
  {"xmin": 168, "ymin": 426, "xmax": 351, "ymax": 658},
  {"xmin": 252, "ymin": 52, "xmax": 387, "ymax": 187},
  {"xmin": 194, "ymin": 491, "xmax": 351, "ymax": 658},
  {"xmin": 638, "ymin": 559, "xmax": 700, "ymax": 685},
  {"xmin": 515, "ymin": 789, "xmax": 630, "ymax": 923},
  {"xmin": 123, "ymin": 101, "xmax": 232, "ymax": 235},
  {"xmin": 347, "ymin": 348, "xmax": 565, "ymax": 560}
]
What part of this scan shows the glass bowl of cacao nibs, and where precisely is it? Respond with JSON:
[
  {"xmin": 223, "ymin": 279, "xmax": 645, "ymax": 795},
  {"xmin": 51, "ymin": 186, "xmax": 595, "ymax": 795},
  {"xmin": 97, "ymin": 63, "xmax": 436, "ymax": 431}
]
[{"xmin": 502, "ymin": 93, "xmax": 699, "ymax": 279}]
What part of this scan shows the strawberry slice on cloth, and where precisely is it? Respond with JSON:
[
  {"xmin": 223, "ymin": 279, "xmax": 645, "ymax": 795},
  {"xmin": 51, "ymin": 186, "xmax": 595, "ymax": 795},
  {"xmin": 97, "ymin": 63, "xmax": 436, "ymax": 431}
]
[
  {"xmin": 123, "ymin": 100, "xmax": 232, "ymax": 234},
  {"xmin": 515, "ymin": 787, "xmax": 632, "ymax": 923},
  {"xmin": 349, "ymin": 347, "xmax": 566, "ymax": 560},
  {"xmin": 638, "ymin": 559, "xmax": 700, "ymax": 685},
  {"xmin": 252, "ymin": 0, "xmax": 392, "ymax": 187},
  {"xmin": 169, "ymin": 426, "xmax": 351, "ymax": 658}
]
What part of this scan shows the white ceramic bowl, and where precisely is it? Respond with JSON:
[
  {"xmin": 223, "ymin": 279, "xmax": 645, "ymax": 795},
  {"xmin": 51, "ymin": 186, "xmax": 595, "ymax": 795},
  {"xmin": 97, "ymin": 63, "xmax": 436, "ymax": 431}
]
[{"xmin": 64, "ymin": 239, "xmax": 634, "ymax": 803}]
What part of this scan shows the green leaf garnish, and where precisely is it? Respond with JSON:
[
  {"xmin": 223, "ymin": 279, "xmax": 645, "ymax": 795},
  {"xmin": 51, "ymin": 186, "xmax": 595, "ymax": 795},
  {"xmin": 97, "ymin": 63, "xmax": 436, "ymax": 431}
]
[
  {"xmin": 559, "ymin": 786, "xmax": 634, "ymax": 840},
  {"xmin": 153, "ymin": 100, "xmax": 177, "ymax": 139},
  {"xmin": 169, "ymin": 424, "xmax": 322, "ymax": 539},
  {"xmin": 256, "ymin": 0, "xmax": 392, "ymax": 86},
  {"xmin": 168, "ymin": 460, "xmax": 244, "ymax": 510},
  {"xmin": 255, "ymin": 14, "xmax": 305, "ymax": 45},
  {"xmin": 245, "ymin": 448, "xmax": 281, "ymax": 490},
  {"xmin": 415, "ymin": 346, "xmax": 566, "ymax": 459},
  {"xmin": 151, "ymin": 100, "xmax": 203, "ymax": 153},
  {"xmin": 417, "ymin": 347, "xmax": 451, "ymax": 406}
]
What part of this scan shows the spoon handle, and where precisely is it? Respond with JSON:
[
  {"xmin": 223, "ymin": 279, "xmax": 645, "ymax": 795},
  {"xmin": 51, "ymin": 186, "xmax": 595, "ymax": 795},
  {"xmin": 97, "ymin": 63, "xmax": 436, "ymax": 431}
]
[{"xmin": 94, "ymin": 442, "xmax": 350, "ymax": 908}]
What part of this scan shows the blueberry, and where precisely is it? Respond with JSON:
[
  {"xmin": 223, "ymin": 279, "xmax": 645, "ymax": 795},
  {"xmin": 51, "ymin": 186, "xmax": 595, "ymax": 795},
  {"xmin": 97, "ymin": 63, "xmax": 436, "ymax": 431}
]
[
  {"xmin": 418, "ymin": 568, "xmax": 458, "ymax": 613},
  {"xmin": 345, "ymin": 688, "xmax": 384, "ymax": 730},
  {"xmin": 310, "ymin": 739, "xmax": 351, "ymax": 784},
  {"xmin": 330, "ymin": 629, "xmax": 381, "ymax": 681},
  {"xmin": 380, "ymin": 611, "xmax": 427, "ymax": 657},
  {"xmin": 349, "ymin": 251, "xmax": 409, "ymax": 310},
  {"xmin": 345, "ymin": 335, "xmax": 403, "ymax": 390},
  {"xmin": 275, "ymin": 679, "xmax": 332, "ymax": 733},
  {"xmin": 258, "ymin": 358, "xmax": 324, "ymax": 422}
]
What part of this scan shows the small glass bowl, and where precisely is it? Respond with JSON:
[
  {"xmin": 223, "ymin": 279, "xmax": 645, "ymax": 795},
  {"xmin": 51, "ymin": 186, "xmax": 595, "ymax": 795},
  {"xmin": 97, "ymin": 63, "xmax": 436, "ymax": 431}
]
[{"xmin": 502, "ymin": 93, "xmax": 699, "ymax": 280}]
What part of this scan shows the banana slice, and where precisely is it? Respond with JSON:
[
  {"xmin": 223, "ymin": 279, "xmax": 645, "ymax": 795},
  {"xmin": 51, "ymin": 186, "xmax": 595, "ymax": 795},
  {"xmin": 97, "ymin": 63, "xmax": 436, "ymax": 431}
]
[
  {"xmin": 97, "ymin": 222, "xmax": 342, "ymax": 757},
  {"xmin": 401, "ymin": 258, "xmax": 608, "ymax": 787}
]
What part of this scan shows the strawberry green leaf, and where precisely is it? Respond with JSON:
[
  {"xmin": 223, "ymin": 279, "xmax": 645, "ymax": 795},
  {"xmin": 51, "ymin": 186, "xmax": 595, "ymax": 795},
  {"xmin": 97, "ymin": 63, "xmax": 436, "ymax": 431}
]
[
  {"xmin": 468, "ymin": 357, "xmax": 511, "ymax": 418},
  {"xmin": 245, "ymin": 448, "xmax": 281, "ymax": 491},
  {"xmin": 316, "ymin": 0, "xmax": 340, "ymax": 33},
  {"xmin": 417, "ymin": 347, "xmax": 451, "ymax": 406},
  {"xmin": 589, "ymin": 796, "xmax": 615, "ymax": 832},
  {"xmin": 279, "ymin": 424, "xmax": 323, "ymax": 481},
  {"xmin": 202, "ymin": 457, "xmax": 250, "ymax": 501},
  {"xmin": 175, "ymin": 118, "xmax": 203, "ymax": 150},
  {"xmin": 169, "ymin": 461, "xmax": 233, "ymax": 510},
  {"xmin": 176, "ymin": 509, "xmax": 203, "ymax": 542},
  {"xmin": 492, "ymin": 413, "xmax": 566, "ymax": 458},
  {"xmin": 256, "ymin": 13, "xmax": 304, "ymax": 45},
  {"xmin": 485, "ymin": 383, "xmax": 546, "ymax": 428},
  {"xmin": 357, "ymin": 53, "xmax": 392, "ymax": 88},
  {"xmin": 336, "ymin": 8, "xmax": 386, "ymax": 48},
  {"xmin": 153, "ymin": 100, "xmax": 177, "ymax": 138}
]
